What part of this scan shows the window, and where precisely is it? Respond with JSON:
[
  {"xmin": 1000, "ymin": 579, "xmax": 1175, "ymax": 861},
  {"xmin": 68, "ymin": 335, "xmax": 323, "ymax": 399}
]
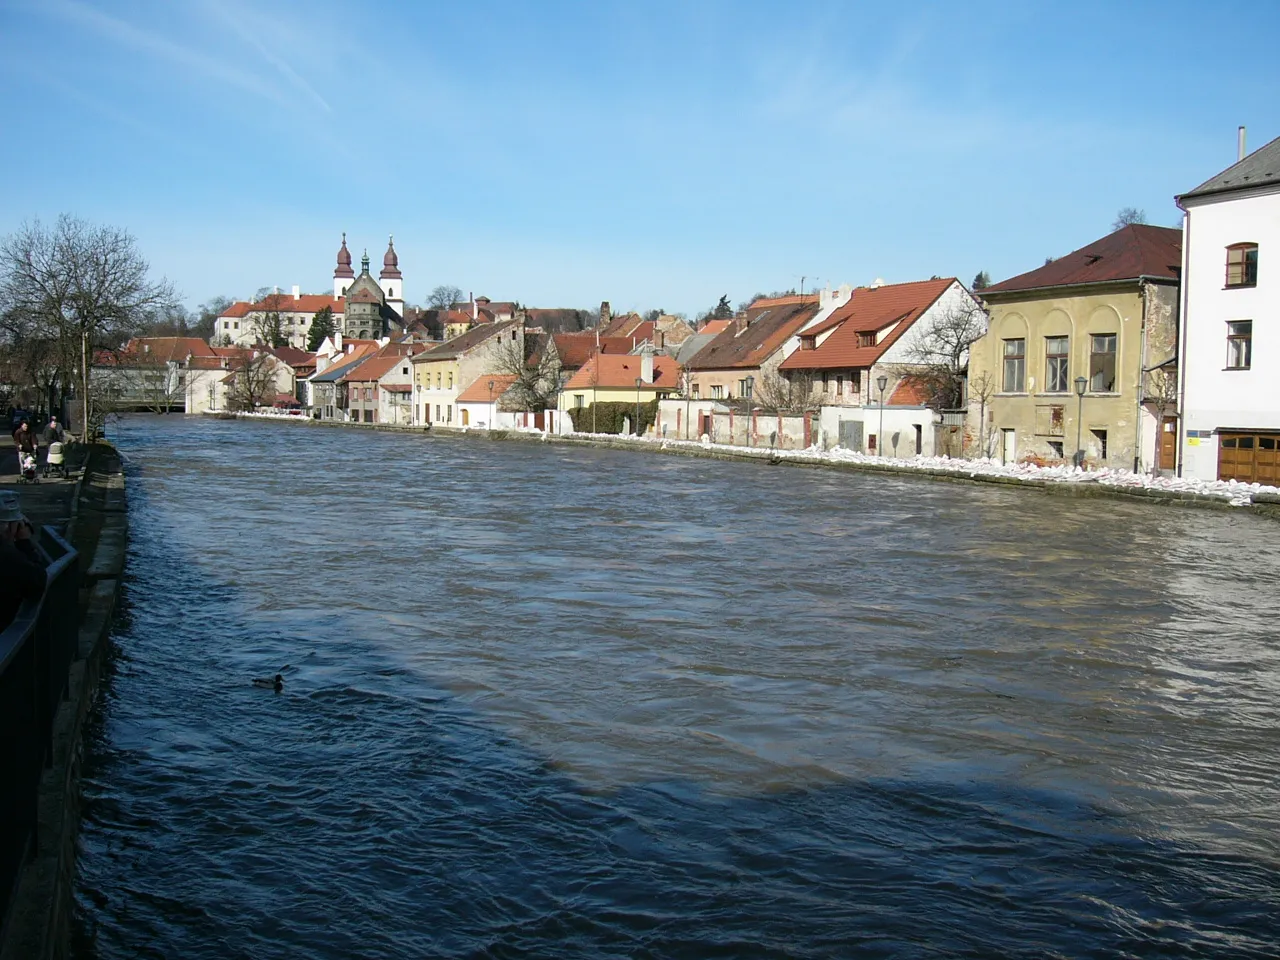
[
  {"xmin": 448, "ymin": 373, "xmax": 454, "ymax": 389},
  {"xmin": 1226, "ymin": 243, "xmax": 1258, "ymax": 287},
  {"xmin": 1002, "ymin": 338, "xmax": 1026, "ymax": 392},
  {"xmin": 1089, "ymin": 334, "xmax": 1117, "ymax": 392},
  {"xmin": 574, "ymin": 394, "xmax": 585, "ymax": 408},
  {"xmin": 436, "ymin": 372, "xmax": 442, "ymax": 389},
  {"xmin": 692, "ymin": 384, "xmax": 700, "ymax": 399},
  {"xmin": 1045, "ymin": 336, "xmax": 1069, "ymax": 392},
  {"xmin": 447, "ymin": 405, "xmax": 453, "ymax": 423},
  {"xmin": 1047, "ymin": 440, "xmax": 1064, "ymax": 459},
  {"xmin": 836, "ymin": 375, "xmax": 844, "ymax": 396},
  {"xmin": 435, "ymin": 404, "xmax": 441, "ymax": 421},
  {"xmin": 388, "ymin": 287, "xmax": 394, "ymax": 297},
  {"xmin": 1091, "ymin": 428, "xmax": 1108, "ymax": 461},
  {"xmin": 822, "ymin": 372, "xmax": 830, "ymax": 393},
  {"xmin": 711, "ymin": 385, "xmax": 723, "ymax": 399},
  {"xmin": 1227, "ymin": 320, "xmax": 1252, "ymax": 369},
  {"xmin": 858, "ymin": 332, "xmax": 875, "ymax": 348},
  {"xmin": 402, "ymin": 367, "xmax": 408, "ymax": 375}
]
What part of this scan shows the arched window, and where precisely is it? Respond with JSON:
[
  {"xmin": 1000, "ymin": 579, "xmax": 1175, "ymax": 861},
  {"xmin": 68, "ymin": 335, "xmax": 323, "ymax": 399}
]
[
  {"xmin": 388, "ymin": 287, "xmax": 394, "ymax": 297},
  {"xmin": 1226, "ymin": 243, "xmax": 1258, "ymax": 287}
]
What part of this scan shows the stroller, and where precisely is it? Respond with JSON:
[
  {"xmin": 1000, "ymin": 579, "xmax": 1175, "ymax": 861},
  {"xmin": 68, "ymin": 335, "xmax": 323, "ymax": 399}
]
[
  {"xmin": 45, "ymin": 441, "xmax": 66, "ymax": 479},
  {"xmin": 18, "ymin": 451, "xmax": 38, "ymax": 484}
]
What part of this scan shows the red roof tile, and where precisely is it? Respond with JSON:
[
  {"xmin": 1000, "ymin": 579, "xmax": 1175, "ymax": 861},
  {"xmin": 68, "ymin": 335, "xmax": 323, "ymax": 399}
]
[
  {"xmin": 688, "ymin": 302, "xmax": 820, "ymax": 372},
  {"xmin": 563, "ymin": 353, "xmax": 682, "ymax": 391},
  {"xmin": 220, "ymin": 293, "xmax": 344, "ymax": 316},
  {"xmin": 456, "ymin": 374, "xmax": 520, "ymax": 403},
  {"xmin": 780, "ymin": 279, "xmax": 954, "ymax": 372},
  {"xmin": 983, "ymin": 224, "xmax": 1181, "ymax": 295},
  {"xmin": 551, "ymin": 334, "xmax": 639, "ymax": 369},
  {"xmin": 889, "ymin": 376, "xmax": 931, "ymax": 405}
]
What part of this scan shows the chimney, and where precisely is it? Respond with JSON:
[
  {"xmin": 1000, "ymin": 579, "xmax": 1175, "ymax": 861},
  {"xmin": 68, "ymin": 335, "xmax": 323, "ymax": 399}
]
[
  {"xmin": 471, "ymin": 292, "xmax": 477, "ymax": 321},
  {"xmin": 641, "ymin": 349, "xmax": 654, "ymax": 384},
  {"xmin": 600, "ymin": 301, "xmax": 611, "ymax": 328},
  {"xmin": 1238, "ymin": 125, "xmax": 1247, "ymax": 162},
  {"xmin": 292, "ymin": 285, "xmax": 301, "ymax": 301}
]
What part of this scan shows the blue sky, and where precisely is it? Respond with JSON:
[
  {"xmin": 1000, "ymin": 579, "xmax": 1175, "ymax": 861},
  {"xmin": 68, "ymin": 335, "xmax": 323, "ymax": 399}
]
[{"xmin": 1, "ymin": 0, "xmax": 1277, "ymax": 317}]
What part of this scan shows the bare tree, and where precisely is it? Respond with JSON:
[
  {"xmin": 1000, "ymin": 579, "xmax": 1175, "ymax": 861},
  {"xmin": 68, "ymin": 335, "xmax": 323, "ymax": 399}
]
[
  {"xmin": 1113, "ymin": 207, "xmax": 1148, "ymax": 231},
  {"xmin": 427, "ymin": 285, "xmax": 464, "ymax": 311},
  {"xmin": 251, "ymin": 292, "xmax": 288, "ymax": 347},
  {"xmin": 754, "ymin": 369, "xmax": 821, "ymax": 414},
  {"xmin": 0, "ymin": 214, "xmax": 175, "ymax": 437},
  {"xmin": 893, "ymin": 300, "xmax": 988, "ymax": 411},
  {"xmin": 1143, "ymin": 363, "xmax": 1178, "ymax": 475},
  {"xmin": 968, "ymin": 371, "xmax": 998, "ymax": 458},
  {"xmin": 490, "ymin": 335, "xmax": 562, "ymax": 412},
  {"xmin": 226, "ymin": 352, "xmax": 281, "ymax": 411}
]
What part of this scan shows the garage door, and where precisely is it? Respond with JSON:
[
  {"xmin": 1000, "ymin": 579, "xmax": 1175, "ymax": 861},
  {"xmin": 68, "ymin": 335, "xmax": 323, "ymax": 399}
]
[{"xmin": 1218, "ymin": 432, "xmax": 1280, "ymax": 484}]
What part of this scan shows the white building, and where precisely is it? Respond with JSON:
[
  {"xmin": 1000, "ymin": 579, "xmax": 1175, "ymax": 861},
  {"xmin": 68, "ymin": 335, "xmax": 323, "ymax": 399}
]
[{"xmin": 1176, "ymin": 132, "xmax": 1280, "ymax": 484}]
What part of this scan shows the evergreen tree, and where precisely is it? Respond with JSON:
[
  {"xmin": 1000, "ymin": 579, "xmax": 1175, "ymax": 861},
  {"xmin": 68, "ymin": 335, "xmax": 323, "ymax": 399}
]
[
  {"xmin": 307, "ymin": 305, "xmax": 336, "ymax": 351},
  {"xmin": 971, "ymin": 270, "xmax": 991, "ymax": 291}
]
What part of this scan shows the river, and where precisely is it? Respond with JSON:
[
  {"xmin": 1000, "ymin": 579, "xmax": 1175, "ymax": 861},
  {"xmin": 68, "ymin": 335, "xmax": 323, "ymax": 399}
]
[{"xmin": 73, "ymin": 415, "xmax": 1280, "ymax": 958}]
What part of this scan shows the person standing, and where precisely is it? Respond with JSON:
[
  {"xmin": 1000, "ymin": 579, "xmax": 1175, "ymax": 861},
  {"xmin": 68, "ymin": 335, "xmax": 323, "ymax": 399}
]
[
  {"xmin": 0, "ymin": 490, "xmax": 46, "ymax": 629},
  {"xmin": 41, "ymin": 417, "xmax": 62, "ymax": 446},
  {"xmin": 12, "ymin": 419, "xmax": 37, "ymax": 473}
]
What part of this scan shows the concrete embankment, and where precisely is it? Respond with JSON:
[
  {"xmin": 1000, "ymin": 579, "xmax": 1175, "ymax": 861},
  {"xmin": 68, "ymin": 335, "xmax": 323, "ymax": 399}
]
[
  {"xmin": 0, "ymin": 444, "xmax": 128, "ymax": 960},
  {"xmin": 221, "ymin": 412, "xmax": 1280, "ymax": 519}
]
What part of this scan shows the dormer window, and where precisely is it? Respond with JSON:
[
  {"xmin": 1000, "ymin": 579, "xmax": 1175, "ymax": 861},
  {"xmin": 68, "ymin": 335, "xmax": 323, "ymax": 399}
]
[
  {"xmin": 800, "ymin": 336, "xmax": 815, "ymax": 350},
  {"xmin": 858, "ymin": 332, "xmax": 875, "ymax": 348},
  {"xmin": 1226, "ymin": 243, "xmax": 1258, "ymax": 287}
]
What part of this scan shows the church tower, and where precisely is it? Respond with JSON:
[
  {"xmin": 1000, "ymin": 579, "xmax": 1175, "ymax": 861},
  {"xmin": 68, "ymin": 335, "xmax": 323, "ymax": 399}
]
[
  {"xmin": 379, "ymin": 235, "xmax": 404, "ymax": 317},
  {"xmin": 333, "ymin": 232, "xmax": 355, "ymax": 299}
]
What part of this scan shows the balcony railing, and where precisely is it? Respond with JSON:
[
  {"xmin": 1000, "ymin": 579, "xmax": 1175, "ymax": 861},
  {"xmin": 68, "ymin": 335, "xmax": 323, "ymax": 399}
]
[{"xmin": 0, "ymin": 527, "xmax": 81, "ymax": 926}]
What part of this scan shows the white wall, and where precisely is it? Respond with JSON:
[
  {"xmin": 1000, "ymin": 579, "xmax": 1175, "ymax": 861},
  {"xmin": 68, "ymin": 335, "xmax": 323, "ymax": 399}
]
[
  {"xmin": 1180, "ymin": 186, "xmax": 1280, "ymax": 480},
  {"xmin": 818, "ymin": 404, "xmax": 937, "ymax": 456}
]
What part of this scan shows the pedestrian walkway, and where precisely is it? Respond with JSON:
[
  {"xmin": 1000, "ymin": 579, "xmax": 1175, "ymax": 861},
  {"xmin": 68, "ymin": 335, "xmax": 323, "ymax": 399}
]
[{"xmin": 0, "ymin": 446, "xmax": 86, "ymax": 534}]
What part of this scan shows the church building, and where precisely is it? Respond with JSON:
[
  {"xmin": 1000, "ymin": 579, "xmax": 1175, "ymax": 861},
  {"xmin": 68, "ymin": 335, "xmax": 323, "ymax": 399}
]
[{"xmin": 217, "ymin": 234, "xmax": 408, "ymax": 349}]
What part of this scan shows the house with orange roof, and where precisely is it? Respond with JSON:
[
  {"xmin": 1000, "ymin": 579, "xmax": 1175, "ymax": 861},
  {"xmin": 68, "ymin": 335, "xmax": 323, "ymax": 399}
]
[
  {"xmin": 306, "ymin": 343, "xmax": 379, "ymax": 420},
  {"xmin": 338, "ymin": 343, "xmax": 427, "ymax": 424},
  {"xmin": 557, "ymin": 350, "xmax": 682, "ymax": 433},
  {"xmin": 779, "ymin": 278, "xmax": 984, "ymax": 455},
  {"xmin": 91, "ymin": 337, "xmax": 223, "ymax": 413},
  {"xmin": 455, "ymin": 374, "xmax": 520, "ymax": 429},
  {"xmin": 412, "ymin": 320, "xmax": 521, "ymax": 427}
]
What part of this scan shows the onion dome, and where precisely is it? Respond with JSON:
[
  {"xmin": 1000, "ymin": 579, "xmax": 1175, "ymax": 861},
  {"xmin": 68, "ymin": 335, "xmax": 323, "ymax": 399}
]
[
  {"xmin": 334, "ymin": 232, "xmax": 354, "ymax": 279},
  {"xmin": 380, "ymin": 234, "xmax": 402, "ymax": 280},
  {"xmin": 361, "ymin": 249, "xmax": 371, "ymax": 274}
]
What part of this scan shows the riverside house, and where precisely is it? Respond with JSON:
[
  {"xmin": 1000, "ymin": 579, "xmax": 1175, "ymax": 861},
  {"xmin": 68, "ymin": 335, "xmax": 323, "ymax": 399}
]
[
  {"xmin": 412, "ymin": 320, "xmax": 520, "ymax": 427},
  {"xmin": 1176, "ymin": 133, "xmax": 1280, "ymax": 483},
  {"xmin": 971, "ymin": 225, "xmax": 1181, "ymax": 470},
  {"xmin": 557, "ymin": 350, "xmax": 681, "ymax": 431},
  {"xmin": 779, "ymin": 278, "xmax": 982, "ymax": 455}
]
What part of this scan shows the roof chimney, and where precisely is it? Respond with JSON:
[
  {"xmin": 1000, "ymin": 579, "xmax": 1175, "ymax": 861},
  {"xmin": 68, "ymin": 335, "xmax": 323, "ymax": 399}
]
[
  {"xmin": 470, "ymin": 292, "xmax": 477, "ymax": 321},
  {"xmin": 292, "ymin": 285, "xmax": 301, "ymax": 301},
  {"xmin": 641, "ymin": 349, "xmax": 654, "ymax": 384},
  {"xmin": 1238, "ymin": 125, "xmax": 1247, "ymax": 162},
  {"xmin": 600, "ymin": 301, "xmax": 611, "ymax": 329}
]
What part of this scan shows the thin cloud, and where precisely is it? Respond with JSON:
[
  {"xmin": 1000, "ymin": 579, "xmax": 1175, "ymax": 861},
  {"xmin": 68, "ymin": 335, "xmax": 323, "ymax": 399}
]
[
  {"xmin": 195, "ymin": 0, "xmax": 333, "ymax": 113},
  {"xmin": 40, "ymin": 0, "xmax": 297, "ymax": 109}
]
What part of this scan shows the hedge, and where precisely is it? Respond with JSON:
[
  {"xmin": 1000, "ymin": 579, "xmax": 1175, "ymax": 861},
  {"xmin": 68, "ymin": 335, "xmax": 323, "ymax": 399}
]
[{"xmin": 568, "ymin": 399, "xmax": 659, "ymax": 435}]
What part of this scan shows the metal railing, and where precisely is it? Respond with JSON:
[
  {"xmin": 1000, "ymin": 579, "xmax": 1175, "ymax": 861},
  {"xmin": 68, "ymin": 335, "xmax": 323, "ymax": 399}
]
[{"xmin": 0, "ymin": 527, "xmax": 81, "ymax": 928}]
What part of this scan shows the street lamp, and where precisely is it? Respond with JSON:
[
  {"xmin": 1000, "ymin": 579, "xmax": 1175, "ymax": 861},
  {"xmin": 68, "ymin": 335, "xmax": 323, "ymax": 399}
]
[
  {"xmin": 876, "ymin": 374, "xmax": 888, "ymax": 456},
  {"xmin": 488, "ymin": 378, "xmax": 496, "ymax": 430},
  {"xmin": 745, "ymin": 375, "xmax": 754, "ymax": 446},
  {"xmin": 635, "ymin": 376, "xmax": 643, "ymax": 437},
  {"xmin": 1074, "ymin": 375, "xmax": 1087, "ymax": 467}
]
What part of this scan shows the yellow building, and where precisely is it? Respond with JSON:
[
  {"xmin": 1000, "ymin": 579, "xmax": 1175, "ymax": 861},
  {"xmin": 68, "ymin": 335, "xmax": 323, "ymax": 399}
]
[
  {"xmin": 970, "ymin": 225, "xmax": 1181, "ymax": 471},
  {"xmin": 411, "ymin": 320, "xmax": 520, "ymax": 427},
  {"xmin": 558, "ymin": 352, "xmax": 682, "ymax": 413}
]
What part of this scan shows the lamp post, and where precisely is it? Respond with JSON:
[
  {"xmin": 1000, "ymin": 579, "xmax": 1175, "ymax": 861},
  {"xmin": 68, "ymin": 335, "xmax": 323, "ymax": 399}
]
[
  {"xmin": 488, "ymin": 378, "xmax": 496, "ymax": 430},
  {"xmin": 1074, "ymin": 375, "xmax": 1087, "ymax": 468},
  {"xmin": 745, "ymin": 375, "xmax": 754, "ymax": 446},
  {"xmin": 876, "ymin": 374, "xmax": 888, "ymax": 456},
  {"xmin": 635, "ymin": 376, "xmax": 643, "ymax": 437}
]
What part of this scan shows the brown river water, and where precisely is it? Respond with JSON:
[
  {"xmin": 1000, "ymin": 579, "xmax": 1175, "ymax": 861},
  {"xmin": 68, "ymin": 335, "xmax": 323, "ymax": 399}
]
[{"xmin": 73, "ymin": 414, "xmax": 1280, "ymax": 958}]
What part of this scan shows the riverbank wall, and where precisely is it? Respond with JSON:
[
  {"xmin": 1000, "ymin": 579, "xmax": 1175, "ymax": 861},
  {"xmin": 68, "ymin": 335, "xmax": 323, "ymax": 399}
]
[
  {"xmin": 0, "ymin": 444, "xmax": 128, "ymax": 960},
  {"xmin": 218, "ymin": 412, "xmax": 1280, "ymax": 519}
]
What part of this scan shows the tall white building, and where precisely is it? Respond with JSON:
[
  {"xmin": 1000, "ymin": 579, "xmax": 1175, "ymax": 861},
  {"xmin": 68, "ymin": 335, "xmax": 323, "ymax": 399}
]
[{"xmin": 1176, "ymin": 133, "xmax": 1280, "ymax": 484}]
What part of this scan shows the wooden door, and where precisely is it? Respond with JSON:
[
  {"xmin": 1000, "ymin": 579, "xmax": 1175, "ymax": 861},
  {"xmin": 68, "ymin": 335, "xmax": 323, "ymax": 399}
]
[
  {"xmin": 1159, "ymin": 417, "xmax": 1177, "ymax": 470},
  {"xmin": 1218, "ymin": 432, "xmax": 1280, "ymax": 483}
]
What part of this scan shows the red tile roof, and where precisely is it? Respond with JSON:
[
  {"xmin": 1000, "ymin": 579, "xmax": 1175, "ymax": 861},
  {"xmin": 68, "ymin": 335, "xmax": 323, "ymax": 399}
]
[
  {"xmin": 270, "ymin": 346, "xmax": 316, "ymax": 367},
  {"xmin": 220, "ymin": 293, "xmax": 344, "ymax": 316},
  {"xmin": 456, "ymin": 374, "xmax": 520, "ymax": 403},
  {"xmin": 563, "ymin": 353, "xmax": 682, "ymax": 391},
  {"xmin": 341, "ymin": 354, "xmax": 404, "ymax": 383},
  {"xmin": 114, "ymin": 337, "xmax": 218, "ymax": 364},
  {"xmin": 698, "ymin": 319, "xmax": 732, "ymax": 336},
  {"xmin": 748, "ymin": 294, "xmax": 818, "ymax": 309},
  {"xmin": 688, "ymin": 302, "xmax": 820, "ymax": 372},
  {"xmin": 780, "ymin": 278, "xmax": 954, "ymax": 372},
  {"xmin": 983, "ymin": 224, "xmax": 1181, "ymax": 295},
  {"xmin": 551, "ymin": 334, "xmax": 640, "ymax": 369},
  {"xmin": 889, "ymin": 376, "xmax": 931, "ymax": 406}
]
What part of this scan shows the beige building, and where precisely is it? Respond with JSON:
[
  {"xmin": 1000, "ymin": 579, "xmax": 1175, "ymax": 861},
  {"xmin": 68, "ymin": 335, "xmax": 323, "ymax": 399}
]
[{"xmin": 971, "ymin": 225, "xmax": 1181, "ymax": 471}]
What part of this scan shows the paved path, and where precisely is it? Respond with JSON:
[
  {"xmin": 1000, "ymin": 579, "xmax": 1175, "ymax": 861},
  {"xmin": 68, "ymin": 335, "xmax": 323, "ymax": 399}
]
[{"xmin": 0, "ymin": 446, "xmax": 82, "ymax": 534}]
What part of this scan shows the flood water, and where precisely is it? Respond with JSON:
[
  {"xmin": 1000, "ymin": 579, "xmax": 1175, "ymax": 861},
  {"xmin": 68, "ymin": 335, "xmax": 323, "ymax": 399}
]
[{"xmin": 74, "ymin": 415, "xmax": 1280, "ymax": 958}]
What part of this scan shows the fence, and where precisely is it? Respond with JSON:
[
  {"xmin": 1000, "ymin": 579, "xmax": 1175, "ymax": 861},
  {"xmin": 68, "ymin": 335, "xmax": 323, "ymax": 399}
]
[{"xmin": 0, "ymin": 528, "xmax": 81, "ymax": 928}]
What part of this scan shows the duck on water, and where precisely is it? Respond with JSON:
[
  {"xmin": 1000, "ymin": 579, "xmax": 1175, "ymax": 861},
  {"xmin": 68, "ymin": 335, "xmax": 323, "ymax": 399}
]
[{"xmin": 253, "ymin": 674, "xmax": 284, "ymax": 692}]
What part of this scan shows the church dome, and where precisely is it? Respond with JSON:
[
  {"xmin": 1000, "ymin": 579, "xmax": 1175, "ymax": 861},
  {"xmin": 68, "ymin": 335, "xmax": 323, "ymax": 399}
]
[
  {"xmin": 380, "ymin": 235, "xmax": 403, "ymax": 280},
  {"xmin": 334, "ymin": 232, "xmax": 354, "ymax": 279}
]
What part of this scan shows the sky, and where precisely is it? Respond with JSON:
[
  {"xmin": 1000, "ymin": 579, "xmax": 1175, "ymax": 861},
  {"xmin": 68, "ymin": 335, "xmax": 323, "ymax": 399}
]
[{"xmin": 1, "ymin": 0, "xmax": 1278, "ymax": 318}]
